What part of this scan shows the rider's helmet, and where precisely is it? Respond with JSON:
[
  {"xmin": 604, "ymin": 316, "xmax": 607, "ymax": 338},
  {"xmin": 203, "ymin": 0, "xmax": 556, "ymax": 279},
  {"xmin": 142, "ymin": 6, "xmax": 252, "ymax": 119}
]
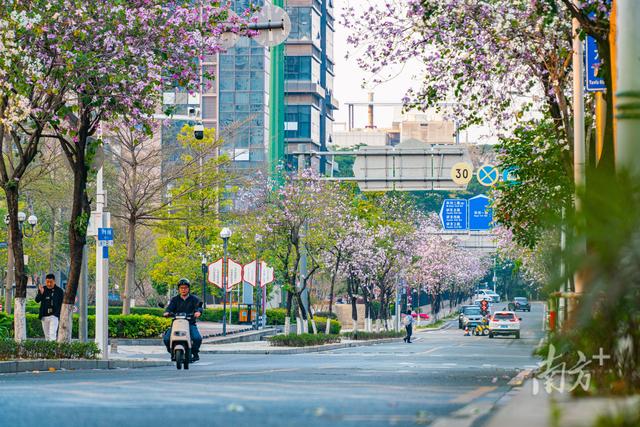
[{"xmin": 177, "ymin": 278, "xmax": 191, "ymax": 289}]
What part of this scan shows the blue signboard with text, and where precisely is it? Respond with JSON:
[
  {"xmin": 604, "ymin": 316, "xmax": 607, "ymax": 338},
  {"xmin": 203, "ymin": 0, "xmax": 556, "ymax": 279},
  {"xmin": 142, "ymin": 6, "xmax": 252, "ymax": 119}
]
[
  {"xmin": 586, "ymin": 36, "xmax": 605, "ymax": 92},
  {"xmin": 468, "ymin": 195, "xmax": 493, "ymax": 231},
  {"xmin": 98, "ymin": 228, "xmax": 113, "ymax": 241},
  {"xmin": 439, "ymin": 199, "xmax": 468, "ymax": 230}
]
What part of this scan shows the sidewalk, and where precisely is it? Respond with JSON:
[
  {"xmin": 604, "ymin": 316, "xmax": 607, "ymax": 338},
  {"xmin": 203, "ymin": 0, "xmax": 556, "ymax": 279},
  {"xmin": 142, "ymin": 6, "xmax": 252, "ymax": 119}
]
[{"xmin": 485, "ymin": 379, "xmax": 640, "ymax": 427}]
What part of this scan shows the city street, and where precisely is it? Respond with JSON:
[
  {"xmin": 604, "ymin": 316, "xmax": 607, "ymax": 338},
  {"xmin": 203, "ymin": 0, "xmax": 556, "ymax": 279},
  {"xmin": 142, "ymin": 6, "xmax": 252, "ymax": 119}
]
[{"xmin": 0, "ymin": 304, "xmax": 544, "ymax": 427}]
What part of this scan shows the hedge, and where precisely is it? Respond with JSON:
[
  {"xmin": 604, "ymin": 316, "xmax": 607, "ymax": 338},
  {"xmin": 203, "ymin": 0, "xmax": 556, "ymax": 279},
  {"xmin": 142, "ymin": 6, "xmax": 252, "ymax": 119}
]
[
  {"xmin": 311, "ymin": 317, "xmax": 341, "ymax": 334},
  {"xmin": 342, "ymin": 330, "xmax": 405, "ymax": 340},
  {"xmin": 26, "ymin": 304, "xmax": 290, "ymax": 325},
  {"xmin": 268, "ymin": 333, "xmax": 341, "ymax": 347},
  {"xmin": 1, "ymin": 313, "xmax": 171, "ymax": 339},
  {"xmin": 0, "ymin": 338, "xmax": 99, "ymax": 360},
  {"xmin": 17, "ymin": 306, "xmax": 341, "ymax": 335}
]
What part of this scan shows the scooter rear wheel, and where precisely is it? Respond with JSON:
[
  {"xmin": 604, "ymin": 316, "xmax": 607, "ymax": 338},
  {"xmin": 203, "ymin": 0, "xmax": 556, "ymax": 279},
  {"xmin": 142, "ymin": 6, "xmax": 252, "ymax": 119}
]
[
  {"xmin": 183, "ymin": 349, "xmax": 190, "ymax": 370},
  {"xmin": 175, "ymin": 349, "xmax": 184, "ymax": 370}
]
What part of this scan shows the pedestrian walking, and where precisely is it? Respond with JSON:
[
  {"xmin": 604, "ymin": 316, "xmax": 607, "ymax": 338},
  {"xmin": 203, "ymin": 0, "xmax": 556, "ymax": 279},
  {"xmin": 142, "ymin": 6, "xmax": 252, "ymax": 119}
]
[
  {"xmin": 403, "ymin": 309, "xmax": 414, "ymax": 343},
  {"xmin": 35, "ymin": 274, "xmax": 64, "ymax": 341}
]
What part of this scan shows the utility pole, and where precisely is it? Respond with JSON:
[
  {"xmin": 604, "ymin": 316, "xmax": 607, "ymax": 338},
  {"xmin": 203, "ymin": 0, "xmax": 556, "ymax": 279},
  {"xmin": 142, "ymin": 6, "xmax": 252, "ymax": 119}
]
[
  {"xmin": 94, "ymin": 162, "xmax": 111, "ymax": 359},
  {"xmin": 616, "ymin": 0, "xmax": 640, "ymax": 175},
  {"xmin": 571, "ymin": 1, "xmax": 586, "ymax": 306}
]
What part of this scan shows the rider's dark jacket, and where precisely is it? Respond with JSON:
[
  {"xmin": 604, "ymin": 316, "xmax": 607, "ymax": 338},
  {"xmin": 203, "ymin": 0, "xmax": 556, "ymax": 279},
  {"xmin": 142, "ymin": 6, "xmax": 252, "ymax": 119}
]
[{"xmin": 165, "ymin": 294, "xmax": 203, "ymax": 325}]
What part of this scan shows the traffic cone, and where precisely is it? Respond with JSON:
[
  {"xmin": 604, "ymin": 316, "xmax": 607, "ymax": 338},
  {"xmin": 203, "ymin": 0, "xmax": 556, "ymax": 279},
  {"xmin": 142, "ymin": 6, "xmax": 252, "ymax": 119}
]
[{"xmin": 464, "ymin": 326, "xmax": 470, "ymax": 336}]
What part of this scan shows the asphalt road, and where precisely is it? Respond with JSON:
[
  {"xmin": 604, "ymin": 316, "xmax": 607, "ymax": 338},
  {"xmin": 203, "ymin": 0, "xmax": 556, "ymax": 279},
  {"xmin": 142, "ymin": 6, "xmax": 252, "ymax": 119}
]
[{"xmin": 0, "ymin": 303, "xmax": 545, "ymax": 427}]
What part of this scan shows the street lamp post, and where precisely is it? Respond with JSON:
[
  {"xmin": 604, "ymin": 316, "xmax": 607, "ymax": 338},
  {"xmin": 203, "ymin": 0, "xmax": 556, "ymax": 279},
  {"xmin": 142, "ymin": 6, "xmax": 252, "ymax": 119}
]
[
  {"xmin": 200, "ymin": 253, "xmax": 207, "ymax": 309},
  {"xmin": 220, "ymin": 227, "xmax": 232, "ymax": 336},
  {"xmin": 254, "ymin": 234, "xmax": 263, "ymax": 330}
]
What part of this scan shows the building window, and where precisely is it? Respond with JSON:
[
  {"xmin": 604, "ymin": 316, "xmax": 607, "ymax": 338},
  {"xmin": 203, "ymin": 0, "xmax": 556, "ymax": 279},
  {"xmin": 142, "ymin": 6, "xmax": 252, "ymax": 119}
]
[
  {"xmin": 285, "ymin": 56, "xmax": 311, "ymax": 81},
  {"xmin": 285, "ymin": 105, "xmax": 311, "ymax": 139},
  {"xmin": 287, "ymin": 7, "xmax": 313, "ymax": 41}
]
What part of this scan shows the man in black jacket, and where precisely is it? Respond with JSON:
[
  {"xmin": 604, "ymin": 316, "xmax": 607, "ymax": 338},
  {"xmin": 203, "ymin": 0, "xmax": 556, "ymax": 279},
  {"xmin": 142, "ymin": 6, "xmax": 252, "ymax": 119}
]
[
  {"xmin": 163, "ymin": 278, "xmax": 203, "ymax": 361},
  {"xmin": 34, "ymin": 274, "xmax": 64, "ymax": 341}
]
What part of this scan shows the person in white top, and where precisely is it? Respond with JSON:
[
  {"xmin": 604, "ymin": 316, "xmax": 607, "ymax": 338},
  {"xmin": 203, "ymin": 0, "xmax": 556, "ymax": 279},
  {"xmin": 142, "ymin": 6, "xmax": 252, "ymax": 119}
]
[{"xmin": 403, "ymin": 309, "xmax": 414, "ymax": 343}]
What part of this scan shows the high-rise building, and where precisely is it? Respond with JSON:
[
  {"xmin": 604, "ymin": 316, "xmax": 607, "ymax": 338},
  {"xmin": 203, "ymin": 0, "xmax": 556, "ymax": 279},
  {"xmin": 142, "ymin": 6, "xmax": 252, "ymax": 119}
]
[
  {"xmin": 161, "ymin": 0, "xmax": 336, "ymax": 174},
  {"xmin": 284, "ymin": 0, "xmax": 337, "ymax": 173}
]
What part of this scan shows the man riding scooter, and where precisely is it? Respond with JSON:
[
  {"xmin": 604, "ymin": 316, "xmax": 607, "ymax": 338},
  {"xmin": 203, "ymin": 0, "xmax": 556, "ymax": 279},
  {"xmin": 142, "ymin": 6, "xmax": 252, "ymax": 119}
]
[{"xmin": 163, "ymin": 278, "xmax": 203, "ymax": 362}]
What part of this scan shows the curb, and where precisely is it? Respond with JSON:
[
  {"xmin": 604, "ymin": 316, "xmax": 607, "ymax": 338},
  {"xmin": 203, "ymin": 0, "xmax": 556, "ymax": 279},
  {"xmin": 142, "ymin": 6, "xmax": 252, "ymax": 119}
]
[
  {"xmin": 0, "ymin": 359, "xmax": 172, "ymax": 374},
  {"xmin": 200, "ymin": 337, "xmax": 406, "ymax": 355},
  {"xmin": 508, "ymin": 368, "xmax": 535, "ymax": 386},
  {"xmin": 113, "ymin": 326, "xmax": 255, "ymax": 346}
]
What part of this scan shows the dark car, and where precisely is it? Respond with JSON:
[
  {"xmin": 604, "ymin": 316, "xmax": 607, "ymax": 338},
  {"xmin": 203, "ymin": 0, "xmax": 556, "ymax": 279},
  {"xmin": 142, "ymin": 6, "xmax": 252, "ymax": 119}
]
[{"xmin": 510, "ymin": 297, "xmax": 531, "ymax": 312}]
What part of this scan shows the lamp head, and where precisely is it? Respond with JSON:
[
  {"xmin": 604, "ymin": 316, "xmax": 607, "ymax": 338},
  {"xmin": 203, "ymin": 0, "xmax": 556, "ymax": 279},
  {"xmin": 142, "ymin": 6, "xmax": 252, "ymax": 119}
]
[{"xmin": 220, "ymin": 227, "xmax": 232, "ymax": 239}]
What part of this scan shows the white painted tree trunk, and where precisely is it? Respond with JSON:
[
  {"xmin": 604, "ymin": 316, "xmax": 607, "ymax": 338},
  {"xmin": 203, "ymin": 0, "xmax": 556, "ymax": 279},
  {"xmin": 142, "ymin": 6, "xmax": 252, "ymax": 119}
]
[
  {"xmin": 284, "ymin": 316, "xmax": 290, "ymax": 336},
  {"xmin": 325, "ymin": 317, "xmax": 331, "ymax": 334},
  {"xmin": 375, "ymin": 319, "xmax": 381, "ymax": 332},
  {"xmin": 302, "ymin": 318, "xmax": 309, "ymax": 334},
  {"xmin": 311, "ymin": 318, "xmax": 317, "ymax": 335},
  {"xmin": 57, "ymin": 303, "xmax": 74, "ymax": 343},
  {"xmin": 296, "ymin": 317, "xmax": 302, "ymax": 335},
  {"xmin": 351, "ymin": 319, "xmax": 357, "ymax": 333},
  {"xmin": 13, "ymin": 297, "xmax": 26, "ymax": 342}
]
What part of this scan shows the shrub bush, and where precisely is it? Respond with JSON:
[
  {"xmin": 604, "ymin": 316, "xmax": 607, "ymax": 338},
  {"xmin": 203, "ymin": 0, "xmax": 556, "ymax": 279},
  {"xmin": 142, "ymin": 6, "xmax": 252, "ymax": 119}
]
[
  {"xmin": 0, "ymin": 338, "xmax": 99, "ymax": 360},
  {"xmin": 2, "ymin": 313, "xmax": 171, "ymax": 339},
  {"xmin": 311, "ymin": 317, "xmax": 341, "ymax": 334},
  {"xmin": 268, "ymin": 333, "xmax": 340, "ymax": 347},
  {"xmin": 342, "ymin": 330, "xmax": 405, "ymax": 340},
  {"xmin": 313, "ymin": 311, "xmax": 338, "ymax": 320}
]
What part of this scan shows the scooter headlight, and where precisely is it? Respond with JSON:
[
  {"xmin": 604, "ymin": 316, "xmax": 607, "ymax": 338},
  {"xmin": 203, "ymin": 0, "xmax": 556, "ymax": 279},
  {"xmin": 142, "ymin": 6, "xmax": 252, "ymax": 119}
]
[{"xmin": 174, "ymin": 331, "xmax": 187, "ymax": 337}]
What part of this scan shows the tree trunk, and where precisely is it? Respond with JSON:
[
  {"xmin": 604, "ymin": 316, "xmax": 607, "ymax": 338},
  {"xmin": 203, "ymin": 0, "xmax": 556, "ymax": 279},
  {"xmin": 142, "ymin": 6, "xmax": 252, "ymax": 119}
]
[
  {"xmin": 4, "ymin": 231, "xmax": 13, "ymax": 315},
  {"xmin": 58, "ymin": 134, "xmax": 90, "ymax": 343},
  {"xmin": 327, "ymin": 254, "xmax": 340, "ymax": 316},
  {"xmin": 284, "ymin": 291, "xmax": 293, "ymax": 336},
  {"xmin": 57, "ymin": 303, "xmax": 74, "ymax": 342},
  {"xmin": 122, "ymin": 218, "xmax": 136, "ymax": 315},
  {"xmin": 5, "ymin": 185, "xmax": 27, "ymax": 341}
]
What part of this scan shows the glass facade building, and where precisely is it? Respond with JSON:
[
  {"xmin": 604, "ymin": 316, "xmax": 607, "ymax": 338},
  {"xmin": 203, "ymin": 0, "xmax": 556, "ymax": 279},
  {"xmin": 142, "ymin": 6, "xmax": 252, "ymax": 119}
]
[
  {"xmin": 284, "ymin": 0, "xmax": 337, "ymax": 173},
  {"xmin": 161, "ymin": 0, "xmax": 336, "ymax": 174}
]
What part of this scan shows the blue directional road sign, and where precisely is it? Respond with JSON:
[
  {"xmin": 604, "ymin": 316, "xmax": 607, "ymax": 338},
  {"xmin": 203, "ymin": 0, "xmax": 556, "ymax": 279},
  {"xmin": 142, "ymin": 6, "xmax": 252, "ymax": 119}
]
[
  {"xmin": 468, "ymin": 195, "xmax": 493, "ymax": 231},
  {"xmin": 98, "ymin": 228, "xmax": 113, "ymax": 241},
  {"xmin": 439, "ymin": 199, "xmax": 468, "ymax": 230},
  {"xmin": 502, "ymin": 166, "xmax": 519, "ymax": 184},
  {"xmin": 477, "ymin": 164, "xmax": 499, "ymax": 187},
  {"xmin": 586, "ymin": 36, "xmax": 605, "ymax": 92}
]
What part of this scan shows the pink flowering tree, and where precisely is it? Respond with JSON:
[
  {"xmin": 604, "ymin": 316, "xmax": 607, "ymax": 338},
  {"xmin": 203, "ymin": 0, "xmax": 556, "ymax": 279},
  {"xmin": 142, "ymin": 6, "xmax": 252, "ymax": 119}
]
[
  {"xmin": 259, "ymin": 169, "xmax": 345, "ymax": 334},
  {"xmin": 335, "ymin": 219, "xmax": 381, "ymax": 332},
  {"xmin": 410, "ymin": 215, "xmax": 490, "ymax": 318},
  {"xmin": 343, "ymin": 1, "xmax": 575, "ymax": 140},
  {"xmin": 0, "ymin": 8, "xmax": 69, "ymax": 331},
  {"xmin": 1, "ymin": 0, "xmax": 252, "ymax": 341}
]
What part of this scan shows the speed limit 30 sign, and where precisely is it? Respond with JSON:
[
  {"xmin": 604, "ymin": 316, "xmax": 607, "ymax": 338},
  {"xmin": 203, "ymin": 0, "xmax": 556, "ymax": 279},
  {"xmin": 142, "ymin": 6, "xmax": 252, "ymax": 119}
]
[{"xmin": 450, "ymin": 162, "xmax": 474, "ymax": 185}]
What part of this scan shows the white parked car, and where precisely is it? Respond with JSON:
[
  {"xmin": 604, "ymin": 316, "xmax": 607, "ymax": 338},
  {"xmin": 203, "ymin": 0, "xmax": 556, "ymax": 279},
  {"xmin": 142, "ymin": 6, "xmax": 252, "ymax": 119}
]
[
  {"xmin": 488, "ymin": 311, "xmax": 521, "ymax": 339},
  {"xmin": 476, "ymin": 289, "xmax": 501, "ymax": 303}
]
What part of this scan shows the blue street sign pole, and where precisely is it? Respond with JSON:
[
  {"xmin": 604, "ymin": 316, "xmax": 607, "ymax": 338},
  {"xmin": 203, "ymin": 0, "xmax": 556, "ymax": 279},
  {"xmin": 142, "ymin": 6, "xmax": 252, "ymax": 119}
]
[{"xmin": 585, "ymin": 36, "xmax": 606, "ymax": 92}]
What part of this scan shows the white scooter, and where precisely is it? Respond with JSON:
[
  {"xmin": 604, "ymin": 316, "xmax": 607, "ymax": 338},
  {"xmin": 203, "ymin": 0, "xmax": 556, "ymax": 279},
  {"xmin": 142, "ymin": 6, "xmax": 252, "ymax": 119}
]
[{"xmin": 168, "ymin": 312, "xmax": 193, "ymax": 370}]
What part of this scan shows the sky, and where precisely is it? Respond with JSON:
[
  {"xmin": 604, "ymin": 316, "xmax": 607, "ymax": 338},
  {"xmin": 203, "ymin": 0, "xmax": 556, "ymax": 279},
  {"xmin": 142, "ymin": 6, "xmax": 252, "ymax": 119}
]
[
  {"xmin": 333, "ymin": 0, "xmax": 415, "ymax": 129},
  {"xmin": 332, "ymin": 0, "xmax": 498, "ymax": 143}
]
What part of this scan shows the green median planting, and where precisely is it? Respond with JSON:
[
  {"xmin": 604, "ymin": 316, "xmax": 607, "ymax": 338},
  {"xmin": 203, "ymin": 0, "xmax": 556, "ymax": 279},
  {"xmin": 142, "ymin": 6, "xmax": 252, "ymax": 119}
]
[
  {"xmin": 1, "ymin": 312, "xmax": 171, "ymax": 339},
  {"xmin": 341, "ymin": 330, "xmax": 405, "ymax": 340},
  {"xmin": 0, "ymin": 338, "xmax": 99, "ymax": 360},
  {"xmin": 268, "ymin": 333, "xmax": 341, "ymax": 347}
]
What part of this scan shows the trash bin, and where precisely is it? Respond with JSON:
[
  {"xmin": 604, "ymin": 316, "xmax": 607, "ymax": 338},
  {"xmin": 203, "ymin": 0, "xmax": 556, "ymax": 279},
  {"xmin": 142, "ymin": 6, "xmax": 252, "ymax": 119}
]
[{"xmin": 240, "ymin": 309, "xmax": 248, "ymax": 322}]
